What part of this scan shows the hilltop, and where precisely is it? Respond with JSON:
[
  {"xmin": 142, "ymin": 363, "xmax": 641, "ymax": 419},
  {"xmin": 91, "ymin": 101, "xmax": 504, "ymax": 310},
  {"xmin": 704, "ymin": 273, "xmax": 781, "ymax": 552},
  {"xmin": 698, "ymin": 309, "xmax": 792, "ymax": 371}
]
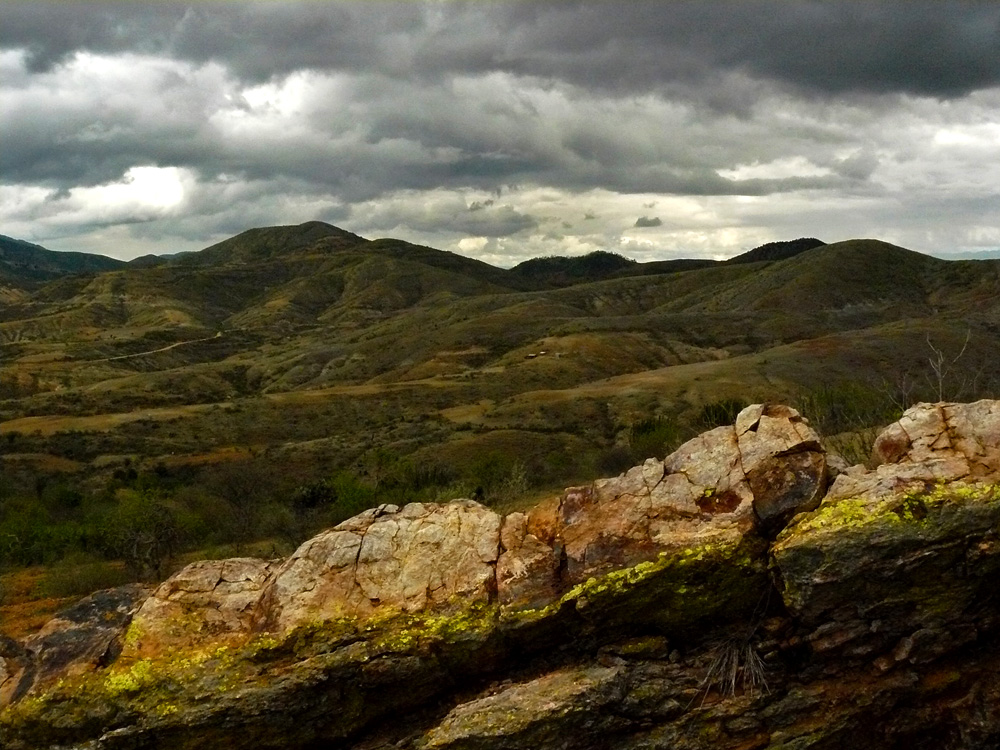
[
  {"xmin": 0, "ymin": 235, "xmax": 124, "ymax": 287},
  {"xmin": 0, "ymin": 222, "xmax": 998, "ymax": 624}
]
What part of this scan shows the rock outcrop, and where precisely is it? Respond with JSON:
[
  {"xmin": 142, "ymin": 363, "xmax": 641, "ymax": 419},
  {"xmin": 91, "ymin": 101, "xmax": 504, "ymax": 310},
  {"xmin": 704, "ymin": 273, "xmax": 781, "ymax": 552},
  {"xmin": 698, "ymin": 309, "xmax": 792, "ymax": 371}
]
[
  {"xmin": 258, "ymin": 500, "xmax": 502, "ymax": 633},
  {"xmin": 2, "ymin": 401, "xmax": 1000, "ymax": 750},
  {"xmin": 0, "ymin": 585, "xmax": 150, "ymax": 706},
  {"xmin": 123, "ymin": 559, "xmax": 276, "ymax": 659}
]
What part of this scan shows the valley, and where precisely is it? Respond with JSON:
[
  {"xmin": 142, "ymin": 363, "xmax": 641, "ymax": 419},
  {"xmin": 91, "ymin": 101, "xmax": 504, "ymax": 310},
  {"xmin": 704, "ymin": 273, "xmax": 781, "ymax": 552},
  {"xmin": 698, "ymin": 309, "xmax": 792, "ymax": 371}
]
[{"xmin": 1, "ymin": 223, "xmax": 999, "ymax": 631}]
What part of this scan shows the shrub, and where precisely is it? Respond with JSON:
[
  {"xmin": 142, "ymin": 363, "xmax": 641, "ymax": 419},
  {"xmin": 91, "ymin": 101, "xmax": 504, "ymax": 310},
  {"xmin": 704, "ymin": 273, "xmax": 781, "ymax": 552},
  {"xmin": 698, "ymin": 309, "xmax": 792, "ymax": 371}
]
[
  {"xmin": 795, "ymin": 382, "xmax": 900, "ymax": 436},
  {"xmin": 100, "ymin": 490, "xmax": 181, "ymax": 581},
  {"xmin": 695, "ymin": 398, "xmax": 749, "ymax": 431},
  {"xmin": 466, "ymin": 453, "xmax": 530, "ymax": 509},
  {"xmin": 628, "ymin": 416, "xmax": 683, "ymax": 462}
]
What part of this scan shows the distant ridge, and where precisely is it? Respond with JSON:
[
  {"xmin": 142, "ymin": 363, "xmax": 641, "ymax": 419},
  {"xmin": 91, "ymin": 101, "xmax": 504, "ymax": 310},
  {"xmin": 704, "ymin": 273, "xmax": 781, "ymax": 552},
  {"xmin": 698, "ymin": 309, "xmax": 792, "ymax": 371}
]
[
  {"xmin": 502, "ymin": 239, "xmax": 827, "ymax": 289},
  {"xmin": 0, "ymin": 234, "xmax": 124, "ymax": 284},
  {"xmin": 508, "ymin": 250, "xmax": 637, "ymax": 289},
  {"xmin": 174, "ymin": 221, "xmax": 367, "ymax": 267},
  {"xmin": 726, "ymin": 238, "xmax": 826, "ymax": 265}
]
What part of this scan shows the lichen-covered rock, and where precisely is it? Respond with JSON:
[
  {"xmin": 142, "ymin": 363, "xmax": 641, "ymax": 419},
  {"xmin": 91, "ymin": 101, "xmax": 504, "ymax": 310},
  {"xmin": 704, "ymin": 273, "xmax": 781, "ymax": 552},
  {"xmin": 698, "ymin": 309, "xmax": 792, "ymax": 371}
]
[
  {"xmin": 258, "ymin": 500, "xmax": 502, "ymax": 633},
  {"xmin": 773, "ymin": 400, "xmax": 1000, "ymax": 667},
  {"xmin": 122, "ymin": 558, "xmax": 277, "ymax": 659},
  {"xmin": 774, "ymin": 482, "xmax": 1000, "ymax": 658},
  {"xmin": 498, "ymin": 403, "xmax": 825, "ymax": 610},
  {"xmin": 1, "ymin": 584, "xmax": 151, "ymax": 707},
  {"xmin": 5, "ymin": 401, "xmax": 1000, "ymax": 750},
  {"xmin": 420, "ymin": 664, "xmax": 629, "ymax": 749}
]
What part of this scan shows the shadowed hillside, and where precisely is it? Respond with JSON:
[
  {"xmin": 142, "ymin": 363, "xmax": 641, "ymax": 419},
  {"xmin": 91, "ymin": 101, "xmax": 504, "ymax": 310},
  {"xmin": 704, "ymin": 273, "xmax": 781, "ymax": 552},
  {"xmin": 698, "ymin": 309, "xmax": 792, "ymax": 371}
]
[
  {"xmin": 0, "ymin": 234, "xmax": 124, "ymax": 286},
  {"xmin": 1, "ymin": 223, "xmax": 999, "ymax": 598}
]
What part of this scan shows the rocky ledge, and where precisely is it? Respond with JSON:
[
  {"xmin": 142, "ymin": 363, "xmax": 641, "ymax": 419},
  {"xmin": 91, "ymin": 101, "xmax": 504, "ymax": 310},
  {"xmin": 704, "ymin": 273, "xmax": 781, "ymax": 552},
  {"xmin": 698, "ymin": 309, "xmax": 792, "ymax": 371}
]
[{"xmin": 2, "ymin": 401, "xmax": 1000, "ymax": 749}]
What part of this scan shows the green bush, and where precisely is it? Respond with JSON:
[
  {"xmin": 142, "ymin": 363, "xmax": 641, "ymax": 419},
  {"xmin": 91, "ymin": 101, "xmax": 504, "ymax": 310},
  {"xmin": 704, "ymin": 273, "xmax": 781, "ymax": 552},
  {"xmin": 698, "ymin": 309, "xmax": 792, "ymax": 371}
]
[
  {"xmin": 795, "ymin": 382, "xmax": 901, "ymax": 435},
  {"xmin": 39, "ymin": 557, "xmax": 133, "ymax": 598},
  {"xmin": 465, "ymin": 453, "xmax": 530, "ymax": 509},
  {"xmin": 100, "ymin": 490, "xmax": 181, "ymax": 580},
  {"xmin": 628, "ymin": 416, "xmax": 683, "ymax": 462}
]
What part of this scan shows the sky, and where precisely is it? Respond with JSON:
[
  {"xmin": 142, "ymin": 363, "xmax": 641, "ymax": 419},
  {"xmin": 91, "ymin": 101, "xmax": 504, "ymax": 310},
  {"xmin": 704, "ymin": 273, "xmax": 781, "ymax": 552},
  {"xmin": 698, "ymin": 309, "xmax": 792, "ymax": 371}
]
[{"xmin": 2, "ymin": 1, "xmax": 999, "ymax": 266}]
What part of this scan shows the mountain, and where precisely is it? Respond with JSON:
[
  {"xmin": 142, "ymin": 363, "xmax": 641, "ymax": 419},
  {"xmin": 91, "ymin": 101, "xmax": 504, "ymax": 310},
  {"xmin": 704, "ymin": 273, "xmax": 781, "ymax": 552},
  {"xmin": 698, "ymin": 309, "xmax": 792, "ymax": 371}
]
[
  {"xmin": 0, "ymin": 234, "xmax": 124, "ymax": 285},
  {"xmin": 725, "ymin": 237, "xmax": 825, "ymax": 264},
  {"xmin": 1, "ymin": 223, "xmax": 998, "ymax": 534},
  {"xmin": 174, "ymin": 221, "xmax": 366, "ymax": 267},
  {"xmin": 508, "ymin": 250, "xmax": 638, "ymax": 289}
]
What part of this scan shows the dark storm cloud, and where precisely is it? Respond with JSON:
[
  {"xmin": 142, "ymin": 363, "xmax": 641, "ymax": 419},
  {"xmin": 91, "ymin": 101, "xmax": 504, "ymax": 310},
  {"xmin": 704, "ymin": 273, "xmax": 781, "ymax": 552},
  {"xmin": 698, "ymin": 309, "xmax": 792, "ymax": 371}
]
[
  {"xmin": 2, "ymin": 1, "xmax": 999, "ymax": 262},
  {"xmin": 634, "ymin": 216, "xmax": 662, "ymax": 228},
  {"xmin": 3, "ymin": 1, "xmax": 999, "ymax": 98}
]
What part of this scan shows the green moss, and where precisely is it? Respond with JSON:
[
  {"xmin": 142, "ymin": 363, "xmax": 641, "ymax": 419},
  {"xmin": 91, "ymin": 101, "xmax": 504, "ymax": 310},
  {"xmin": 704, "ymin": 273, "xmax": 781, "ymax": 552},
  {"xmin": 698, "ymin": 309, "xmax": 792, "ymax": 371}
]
[
  {"xmin": 122, "ymin": 620, "xmax": 144, "ymax": 651},
  {"xmin": 503, "ymin": 534, "xmax": 767, "ymax": 635}
]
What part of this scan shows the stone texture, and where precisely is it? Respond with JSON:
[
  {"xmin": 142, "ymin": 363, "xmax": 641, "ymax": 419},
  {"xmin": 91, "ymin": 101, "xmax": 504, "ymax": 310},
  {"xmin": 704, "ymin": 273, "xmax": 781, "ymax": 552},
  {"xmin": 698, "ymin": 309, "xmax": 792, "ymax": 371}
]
[
  {"xmin": 829, "ymin": 400, "xmax": 1000, "ymax": 505},
  {"xmin": 872, "ymin": 400, "xmax": 1000, "ymax": 478},
  {"xmin": 5, "ymin": 401, "xmax": 1000, "ymax": 750},
  {"xmin": 258, "ymin": 500, "xmax": 502, "ymax": 633},
  {"xmin": 420, "ymin": 665, "xmax": 629, "ymax": 749},
  {"xmin": 496, "ymin": 512, "xmax": 561, "ymax": 610},
  {"xmin": 0, "ymin": 636, "xmax": 29, "ymax": 707},
  {"xmin": 773, "ymin": 400, "xmax": 1000, "ymax": 671},
  {"xmin": 498, "ymin": 403, "xmax": 825, "ymax": 609},
  {"xmin": 736, "ymin": 403, "xmax": 826, "ymax": 531},
  {"xmin": 123, "ymin": 558, "xmax": 277, "ymax": 659},
  {"xmin": 0, "ymin": 584, "xmax": 150, "ymax": 707}
]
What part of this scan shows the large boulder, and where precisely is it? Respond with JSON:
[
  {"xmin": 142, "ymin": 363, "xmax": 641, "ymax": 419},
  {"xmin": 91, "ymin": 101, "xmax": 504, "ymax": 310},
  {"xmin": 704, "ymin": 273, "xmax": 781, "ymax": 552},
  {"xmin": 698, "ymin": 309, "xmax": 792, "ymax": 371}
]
[
  {"xmin": 257, "ymin": 500, "xmax": 502, "ymax": 634},
  {"xmin": 497, "ymin": 403, "xmax": 825, "ymax": 611},
  {"xmin": 122, "ymin": 558, "xmax": 278, "ymax": 659}
]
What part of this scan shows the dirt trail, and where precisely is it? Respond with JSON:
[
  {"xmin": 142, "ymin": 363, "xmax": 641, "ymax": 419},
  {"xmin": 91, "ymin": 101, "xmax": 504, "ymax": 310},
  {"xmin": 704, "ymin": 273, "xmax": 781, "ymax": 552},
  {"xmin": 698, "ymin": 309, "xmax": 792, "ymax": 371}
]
[{"xmin": 87, "ymin": 331, "xmax": 223, "ymax": 363}]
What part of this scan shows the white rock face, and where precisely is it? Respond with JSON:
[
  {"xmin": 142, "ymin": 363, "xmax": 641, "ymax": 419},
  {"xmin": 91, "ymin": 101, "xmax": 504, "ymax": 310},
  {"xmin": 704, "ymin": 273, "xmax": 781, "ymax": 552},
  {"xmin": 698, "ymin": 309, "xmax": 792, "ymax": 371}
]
[
  {"xmin": 123, "ymin": 558, "xmax": 277, "ymax": 658},
  {"xmin": 258, "ymin": 500, "xmax": 502, "ymax": 633},
  {"xmin": 830, "ymin": 400, "xmax": 1000, "ymax": 502},
  {"xmin": 498, "ymin": 403, "xmax": 827, "ymax": 607}
]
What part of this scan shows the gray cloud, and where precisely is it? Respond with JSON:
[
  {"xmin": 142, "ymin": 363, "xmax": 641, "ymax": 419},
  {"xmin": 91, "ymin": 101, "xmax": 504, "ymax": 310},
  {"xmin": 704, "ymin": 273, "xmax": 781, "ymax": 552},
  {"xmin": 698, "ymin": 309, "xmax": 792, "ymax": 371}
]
[
  {"xmin": 1, "ymin": 1, "xmax": 999, "ymax": 264},
  {"xmin": 634, "ymin": 216, "xmax": 662, "ymax": 228},
  {"xmin": 4, "ymin": 2, "xmax": 1000, "ymax": 97}
]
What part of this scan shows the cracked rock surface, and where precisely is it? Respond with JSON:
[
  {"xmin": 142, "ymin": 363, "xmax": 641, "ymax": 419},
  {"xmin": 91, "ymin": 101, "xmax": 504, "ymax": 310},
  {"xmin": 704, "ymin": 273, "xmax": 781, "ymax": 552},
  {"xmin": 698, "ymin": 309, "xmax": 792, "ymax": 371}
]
[
  {"xmin": 3, "ymin": 401, "xmax": 1000, "ymax": 750},
  {"xmin": 123, "ymin": 558, "xmax": 277, "ymax": 659},
  {"xmin": 257, "ymin": 500, "xmax": 502, "ymax": 633}
]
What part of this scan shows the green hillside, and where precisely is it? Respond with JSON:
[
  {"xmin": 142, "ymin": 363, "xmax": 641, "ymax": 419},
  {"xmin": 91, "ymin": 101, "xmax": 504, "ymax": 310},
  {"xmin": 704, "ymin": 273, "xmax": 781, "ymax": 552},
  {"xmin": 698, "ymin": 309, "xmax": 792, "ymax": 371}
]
[
  {"xmin": 1, "ymin": 222, "xmax": 998, "ymax": 600},
  {"xmin": 0, "ymin": 234, "xmax": 124, "ymax": 285}
]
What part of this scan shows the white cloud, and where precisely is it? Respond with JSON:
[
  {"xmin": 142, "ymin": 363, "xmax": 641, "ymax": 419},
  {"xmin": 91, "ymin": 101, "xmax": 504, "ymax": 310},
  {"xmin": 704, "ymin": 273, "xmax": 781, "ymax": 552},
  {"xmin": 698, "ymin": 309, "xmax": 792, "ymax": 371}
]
[
  {"xmin": 2, "ymin": 166, "xmax": 192, "ymax": 236},
  {"xmin": 718, "ymin": 156, "xmax": 833, "ymax": 181},
  {"xmin": 1, "ymin": 12, "xmax": 998, "ymax": 263}
]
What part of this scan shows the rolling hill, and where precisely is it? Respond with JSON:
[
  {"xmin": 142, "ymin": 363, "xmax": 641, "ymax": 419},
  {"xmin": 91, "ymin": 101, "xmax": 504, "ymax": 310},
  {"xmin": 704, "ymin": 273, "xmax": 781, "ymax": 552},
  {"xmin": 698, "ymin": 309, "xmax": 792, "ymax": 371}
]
[
  {"xmin": 0, "ymin": 234, "xmax": 124, "ymax": 286},
  {"xmin": 1, "ymin": 222, "xmax": 999, "ymax": 504}
]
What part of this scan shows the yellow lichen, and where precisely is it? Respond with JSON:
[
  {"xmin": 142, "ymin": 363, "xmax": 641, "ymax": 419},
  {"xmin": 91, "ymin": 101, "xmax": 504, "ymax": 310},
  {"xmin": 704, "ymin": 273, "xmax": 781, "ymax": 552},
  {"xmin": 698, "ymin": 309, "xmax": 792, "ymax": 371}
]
[
  {"xmin": 104, "ymin": 659, "xmax": 154, "ymax": 696},
  {"xmin": 788, "ymin": 482, "xmax": 1000, "ymax": 538}
]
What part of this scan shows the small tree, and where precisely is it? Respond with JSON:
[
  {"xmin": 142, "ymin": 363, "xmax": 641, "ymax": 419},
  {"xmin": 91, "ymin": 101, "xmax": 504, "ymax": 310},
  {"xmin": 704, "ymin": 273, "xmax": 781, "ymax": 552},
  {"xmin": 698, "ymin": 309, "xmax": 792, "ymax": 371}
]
[
  {"xmin": 925, "ymin": 330, "xmax": 970, "ymax": 402},
  {"xmin": 206, "ymin": 460, "xmax": 277, "ymax": 552},
  {"xmin": 102, "ymin": 490, "xmax": 180, "ymax": 581}
]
